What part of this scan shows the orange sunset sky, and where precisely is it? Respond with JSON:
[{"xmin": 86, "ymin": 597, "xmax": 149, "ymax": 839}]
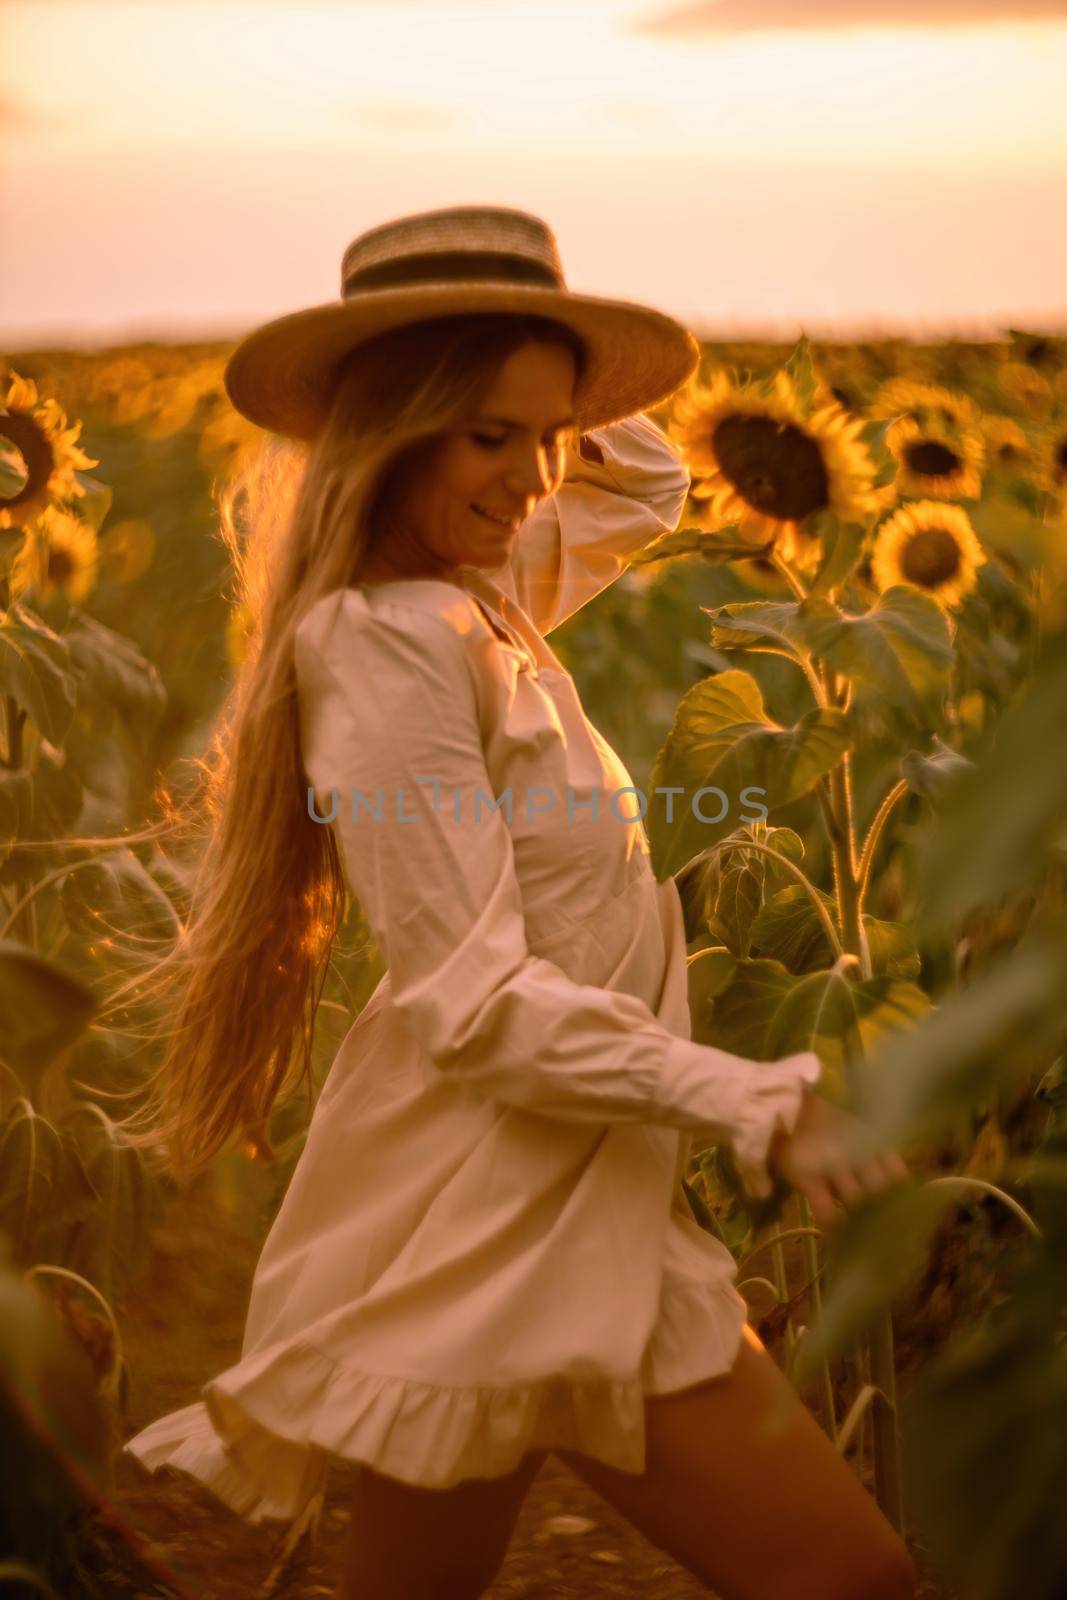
[{"xmin": 2, "ymin": 0, "xmax": 1066, "ymax": 349}]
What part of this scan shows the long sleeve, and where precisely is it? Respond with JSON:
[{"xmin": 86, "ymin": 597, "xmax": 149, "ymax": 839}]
[
  {"xmin": 294, "ymin": 587, "xmax": 821, "ymax": 1198},
  {"xmin": 491, "ymin": 410, "xmax": 690, "ymax": 636}
]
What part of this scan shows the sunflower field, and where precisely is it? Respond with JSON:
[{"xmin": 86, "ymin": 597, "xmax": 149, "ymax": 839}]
[{"xmin": 1, "ymin": 330, "xmax": 1066, "ymax": 1599}]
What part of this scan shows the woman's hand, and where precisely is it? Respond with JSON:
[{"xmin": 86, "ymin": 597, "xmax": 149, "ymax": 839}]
[{"xmin": 766, "ymin": 1091, "xmax": 911, "ymax": 1229}]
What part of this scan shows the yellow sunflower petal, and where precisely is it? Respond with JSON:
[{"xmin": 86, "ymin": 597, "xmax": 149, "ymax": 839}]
[
  {"xmin": 886, "ymin": 415, "xmax": 985, "ymax": 502},
  {"xmin": 870, "ymin": 500, "xmax": 985, "ymax": 611},
  {"xmin": 669, "ymin": 366, "xmax": 879, "ymax": 559}
]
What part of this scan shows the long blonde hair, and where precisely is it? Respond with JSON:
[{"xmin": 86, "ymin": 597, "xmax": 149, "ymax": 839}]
[{"xmin": 113, "ymin": 312, "xmax": 588, "ymax": 1184}]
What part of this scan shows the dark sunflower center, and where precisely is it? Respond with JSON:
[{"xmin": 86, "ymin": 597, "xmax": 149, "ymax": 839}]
[
  {"xmin": 47, "ymin": 548, "xmax": 75, "ymax": 584},
  {"xmin": 905, "ymin": 439, "xmax": 961, "ymax": 479},
  {"xmin": 711, "ymin": 415, "xmax": 829, "ymax": 521},
  {"xmin": 1055, "ymin": 437, "xmax": 1067, "ymax": 474},
  {"xmin": 0, "ymin": 412, "xmax": 56, "ymax": 511},
  {"xmin": 999, "ymin": 442, "xmax": 1020, "ymax": 461},
  {"xmin": 900, "ymin": 527, "xmax": 961, "ymax": 589}
]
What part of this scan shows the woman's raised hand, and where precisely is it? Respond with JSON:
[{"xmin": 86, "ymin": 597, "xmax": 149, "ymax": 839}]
[{"xmin": 767, "ymin": 1091, "xmax": 911, "ymax": 1229}]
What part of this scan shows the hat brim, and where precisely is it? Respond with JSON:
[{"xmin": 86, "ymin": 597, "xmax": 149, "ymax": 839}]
[{"xmin": 223, "ymin": 282, "xmax": 699, "ymax": 441}]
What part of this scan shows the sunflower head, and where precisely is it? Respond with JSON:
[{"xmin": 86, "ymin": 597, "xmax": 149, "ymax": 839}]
[
  {"xmin": 1007, "ymin": 330, "xmax": 1066, "ymax": 372},
  {"xmin": 0, "ymin": 369, "xmax": 99, "ymax": 531},
  {"xmin": 870, "ymin": 500, "xmax": 986, "ymax": 612},
  {"xmin": 980, "ymin": 414, "xmax": 1032, "ymax": 469},
  {"xmin": 998, "ymin": 361, "xmax": 1053, "ymax": 419},
  {"xmin": 1050, "ymin": 424, "xmax": 1067, "ymax": 487},
  {"xmin": 671, "ymin": 353, "xmax": 881, "ymax": 565},
  {"xmin": 9, "ymin": 503, "xmax": 100, "ymax": 604},
  {"xmin": 886, "ymin": 414, "xmax": 985, "ymax": 502},
  {"xmin": 870, "ymin": 377, "xmax": 979, "ymax": 433}
]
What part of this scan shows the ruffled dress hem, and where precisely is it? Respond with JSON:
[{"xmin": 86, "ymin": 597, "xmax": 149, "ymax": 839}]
[{"xmin": 123, "ymin": 1273, "xmax": 750, "ymax": 1526}]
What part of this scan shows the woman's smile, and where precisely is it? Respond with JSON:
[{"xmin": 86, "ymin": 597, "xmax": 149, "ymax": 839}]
[{"xmin": 471, "ymin": 502, "xmax": 520, "ymax": 530}]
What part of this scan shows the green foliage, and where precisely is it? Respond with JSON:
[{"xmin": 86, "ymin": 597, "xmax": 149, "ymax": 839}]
[
  {"xmin": 5, "ymin": 339, "xmax": 1067, "ymax": 1587},
  {"xmin": 0, "ymin": 608, "xmax": 77, "ymax": 746},
  {"xmin": 0, "ymin": 942, "xmax": 97, "ymax": 1086},
  {"xmin": 647, "ymin": 668, "xmax": 851, "ymax": 878}
]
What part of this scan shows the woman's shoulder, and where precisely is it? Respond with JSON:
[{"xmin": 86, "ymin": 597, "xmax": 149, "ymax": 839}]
[
  {"xmin": 294, "ymin": 580, "xmax": 495, "ymax": 690},
  {"xmin": 298, "ymin": 580, "xmax": 487, "ymax": 648}
]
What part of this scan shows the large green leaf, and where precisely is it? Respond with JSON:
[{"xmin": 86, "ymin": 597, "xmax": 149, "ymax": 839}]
[
  {"xmin": 706, "ymin": 956, "xmax": 929, "ymax": 1102},
  {"xmin": 763, "ymin": 963, "xmax": 929, "ymax": 1076},
  {"xmin": 0, "ymin": 942, "xmax": 97, "ymax": 1087},
  {"xmin": 58, "ymin": 845, "xmax": 179, "ymax": 947},
  {"xmin": 630, "ymin": 522, "xmax": 763, "ymax": 568},
  {"xmin": 748, "ymin": 888, "xmax": 920, "ymax": 980},
  {"xmin": 710, "ymin": 857, "xmax": 763, "ymax": 957},
  {"xmin": 0, "ymin": 1241, "xmax": 110, "ymax": 1507},
  {"xmin": 72, "ymin": 1136, "xmax": 154, "ymax": 1303},
  {"xmin": 0, "ymin": 1104, "xmax": 63, "ymax": 1264},
  {"xmin": 749, "ymin": 884, "xmax": 839, "ymax": 974},
  {"xmin": 0, "ymin": 608, "xmax": 76, "ymax": 746},
  {"xmin": 696, "ymin": 955, "xmax": 804, "ymax": 1060},
  {"xmin": 701, "ymin": 599, "xmax": 808, "ymax": 663},
  {"xmin": 62, "ymin": 610, "xmax": 166, "ymax": 732},
  {"xmin": 861, "ymin": 914, "xmax": 922, "ymax": 980},
  {"xmin": 915, "ymin": 626, "xmax": 1067, "ymax": 931},
  {"xmin": 0, "ymin": 768, "xmax": 33, "ymax": 861},
  {"xmin": 672, "ymin": 849, "xmax": 722, "ymax": 942},
  {"xmin": 647, "ymin": 669, "xmax": 851, "ymax": 879},
  {"xmin": 0, "ymin": 754, "xmax": 84, "ymax": 885},
  {"xmin": 903, "ymin": 1288, "xmax": 1067, "ymax": 1600},
  {"xmin": 851, "ymin": 926, "xmax": 1067, "ymax": 1154},
  {"xmin": 794, "ymin": 586, "xmax": 954, "ymax": 723}
]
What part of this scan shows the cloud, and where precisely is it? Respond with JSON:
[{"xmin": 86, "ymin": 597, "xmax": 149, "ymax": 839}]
[{"xmin": 629, "ymin": 0, "xmax": 1067, "ymax": 33}]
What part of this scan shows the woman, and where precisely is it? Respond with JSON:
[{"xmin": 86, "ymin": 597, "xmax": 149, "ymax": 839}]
[{"xmin": 122, "ymin": 205, "xmax": 917, "ymax": 1600}]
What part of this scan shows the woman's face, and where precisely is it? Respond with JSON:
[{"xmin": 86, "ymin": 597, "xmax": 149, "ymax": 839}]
[{"xmin": 366, "ymin": 338, "xmax": 578, "ymax": 580}]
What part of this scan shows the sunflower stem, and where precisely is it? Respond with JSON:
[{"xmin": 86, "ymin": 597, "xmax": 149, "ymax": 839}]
[
  {"xmin": 769, "ymin": 1230, "xmax": 794, "ymax": 1367},
  {"xmin": 796, "ymin": 1192, "xmax": 837, "ymax": 1443},
  {"xmin": 866, "ymin": 1313, "xmax": 908, "ymax": 1538},
  {"xmin": 769, "ymin": 551, "xmax": 809, "ymax": 601},
  {"xmin": 856, "ymin": 779, "xmax": 910, "ymax": 913}
]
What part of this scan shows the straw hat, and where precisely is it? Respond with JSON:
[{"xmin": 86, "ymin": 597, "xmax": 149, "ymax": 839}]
[{"xmin": 223, "ymin": 204, "xmax": 699, "ymax": 441}]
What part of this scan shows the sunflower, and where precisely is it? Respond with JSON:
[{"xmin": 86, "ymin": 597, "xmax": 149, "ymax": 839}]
[
  {"xmin": 100, "ymin": 517, "xmax": 156, "ymax": 585},
  {"xmin": 870, "ymin": 501, "xmax": 985, "ymax": 612},
  {"xmin": 997, "ymin": 361, "xmax": 1052, "ymax": 420},
  {"xmin": 0, "ymin": 371, "xmax": 98, "ymax": 529},
  {"xmin": 980, "ymin": 414, "xmax": 1032, "ymax": 469},
  {"xmin": 870, "ymin": 377, "xmax": 979, "ymax": 432},
  {"xmin": 1029, "ymin": 418, "xmax": 1067, "ymax": 504},
  {"xmin": 9, "ymin": 503, "xmax": 100, "ymax": 604},
  {"xmin": 671, "ymin": 368, "xmax": 881, "ymax": 565},
  {"xmin": 886, "ymin": 415, "xmax": 985, "ymax": 501}
]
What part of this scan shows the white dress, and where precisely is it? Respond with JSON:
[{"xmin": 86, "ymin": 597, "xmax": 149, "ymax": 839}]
[{"xmin": 123, "ymin": 411, "xmax": 822, "ymax": 1524}]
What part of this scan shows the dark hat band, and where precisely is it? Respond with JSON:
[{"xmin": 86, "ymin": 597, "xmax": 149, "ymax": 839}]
[{"xmin": 343, "ymin": 249, "xmax": 563, "ymax": 297}]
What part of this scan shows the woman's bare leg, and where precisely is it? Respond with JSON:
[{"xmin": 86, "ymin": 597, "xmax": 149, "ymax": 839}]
[
  {"xmin": 336, "ymin": 1447, "xmax": 547, "ymax": 1600},
  {"xmin": 556, "ymin": 1324, "xmax": 918, "ymax": 1600}
]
